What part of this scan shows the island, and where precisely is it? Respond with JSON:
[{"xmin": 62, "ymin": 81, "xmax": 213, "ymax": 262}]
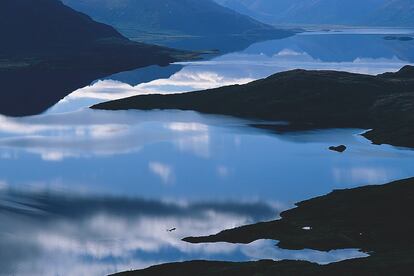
[{"xmin": 329, "ymin": 145, "xmax": 347, "ymax": 153}]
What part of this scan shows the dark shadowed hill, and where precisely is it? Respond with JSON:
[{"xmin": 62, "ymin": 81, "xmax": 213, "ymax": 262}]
[
  {"xmin": 92, "ymin": 66, "xmax": 414, "ymax": 148},
  {"xmin": 0, "ymin": 0, "xmax": 184, "ymax": 116},
  {"xmin": 215, "ymin": 0, "xmax": 414, "ymax": 27},
  {"xmin": 0, "ymin": 0, "xmax": 179, "ymax": 67},
  {"xmin": 61, "ymin": 0, "xmax": 293, "ymax": 40},
  {"xmin": 1, "ymin": 0, "xmax": 122, "ymax": 54}
]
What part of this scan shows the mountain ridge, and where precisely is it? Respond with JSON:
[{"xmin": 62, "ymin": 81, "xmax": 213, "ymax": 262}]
[
  {"xmin": 61, "ymin": 0, "xmax": 292, "ymax": 40},
  {"xmin": 214, "ymin": 0, "xmax": 414, "ymax": 27}
]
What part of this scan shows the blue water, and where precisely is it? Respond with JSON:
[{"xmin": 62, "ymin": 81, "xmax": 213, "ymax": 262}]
[{"xmin": 0, "ymin": 29, "xmax": 413, "ymax": 275}]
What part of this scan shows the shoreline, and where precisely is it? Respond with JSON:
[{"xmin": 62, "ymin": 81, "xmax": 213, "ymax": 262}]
[{"xmin": 112, "ymin": 177, "xmax": 414, "ymax": 275}]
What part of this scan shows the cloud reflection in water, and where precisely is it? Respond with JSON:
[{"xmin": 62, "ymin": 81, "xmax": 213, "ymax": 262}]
[
  {"xmin": 0, "ymin": 109, "xmax": 413, "ymax": 203},
  {"xmin": 0, "ymin": 188, "xmax": 367, "ymax": 276},
  {"xmin": 0, "ymin": 110, "xmax": 239, "ymax": 161}
]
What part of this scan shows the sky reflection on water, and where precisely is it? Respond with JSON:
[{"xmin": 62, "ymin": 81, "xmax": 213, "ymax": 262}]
[
  {"xmin": 1, "ymin": 109, "xmax": 413, "ymax": 202},
  {"xmin": 0, "ymin": 188, "xmax": 368, "ymax": 276}
]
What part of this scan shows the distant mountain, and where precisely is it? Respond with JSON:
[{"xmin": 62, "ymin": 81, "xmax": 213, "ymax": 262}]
[
  {"xmin": 61, "ymin": 0, "xmax": 291, "ymax": 40},
  {"xmin": 214, "ymin": 0, "xmax": 414, "ymax": 27},
  {"xmin": 0, "ymin": 0, "xmax": 181, "ymax": 116}
]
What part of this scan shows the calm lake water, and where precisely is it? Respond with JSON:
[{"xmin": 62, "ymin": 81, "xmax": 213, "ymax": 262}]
[{"xmin": 1, "ymin": 29, "xmax": 414, "ymax": 275}]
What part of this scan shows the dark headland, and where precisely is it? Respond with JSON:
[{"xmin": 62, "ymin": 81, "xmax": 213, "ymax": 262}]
[
  {"xmin": 112, "ymin": 177, "xmax": 414, "ymax": 276},
  {"xmin": 93, "ymin": 65, "xmax": 414, "ymax": 148},
  {"xmin": 0, "ymin": 0, "xmax": 189, "ymax": 116}
]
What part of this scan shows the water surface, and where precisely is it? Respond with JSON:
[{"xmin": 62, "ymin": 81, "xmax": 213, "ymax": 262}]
[{"xmin": 1, "ymin": 29, "xmax": 414, "ymax": 275}]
